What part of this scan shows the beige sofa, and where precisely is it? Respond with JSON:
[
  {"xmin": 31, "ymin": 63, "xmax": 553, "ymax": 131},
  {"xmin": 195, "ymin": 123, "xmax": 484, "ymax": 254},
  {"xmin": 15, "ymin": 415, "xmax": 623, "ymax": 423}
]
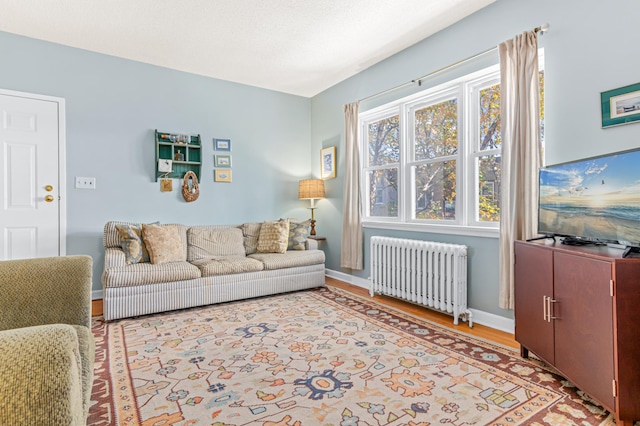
[
  {"xmin": 0, "ymin": 255, "xmax": 95, "ymax": 425},
  {"xmin": 102, "ymin": 221, "xmax": 325, "ymax": 321}
]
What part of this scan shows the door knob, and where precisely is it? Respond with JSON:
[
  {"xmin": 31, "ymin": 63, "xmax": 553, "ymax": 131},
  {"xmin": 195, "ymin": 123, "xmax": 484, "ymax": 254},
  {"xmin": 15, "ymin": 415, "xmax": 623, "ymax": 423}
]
[
  {"xmin": 45, "ymin": 185, "xmax": 54, "ymax": 191},
  {"xmin": 45, "ymin": 195, "xmax": 54, "ymax": 202}
]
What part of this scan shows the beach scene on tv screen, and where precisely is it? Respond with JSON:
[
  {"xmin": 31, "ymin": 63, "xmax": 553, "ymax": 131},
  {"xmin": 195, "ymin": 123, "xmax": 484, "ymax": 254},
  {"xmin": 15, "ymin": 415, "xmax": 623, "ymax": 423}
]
[{"xmin": 539, "ymin": 150, "xmax": 640, "ymax": 245}]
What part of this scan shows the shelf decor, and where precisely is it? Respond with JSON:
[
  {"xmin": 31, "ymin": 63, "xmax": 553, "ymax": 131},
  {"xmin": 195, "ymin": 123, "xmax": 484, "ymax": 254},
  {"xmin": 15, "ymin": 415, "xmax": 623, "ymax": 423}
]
[
  {"xmin": 155, "ymin": 130, "xmax": 201, "ymax": 181},
  {"xmin": 601, "ymin": 82, "xmax": 640, "ymax": 128}
]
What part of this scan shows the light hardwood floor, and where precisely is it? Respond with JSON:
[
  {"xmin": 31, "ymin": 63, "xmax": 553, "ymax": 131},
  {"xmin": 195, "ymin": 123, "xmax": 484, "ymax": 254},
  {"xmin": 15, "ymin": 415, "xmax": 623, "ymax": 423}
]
[{"xmin": 92, "ymin": 277, "xmax": 518, "ymax": 350}]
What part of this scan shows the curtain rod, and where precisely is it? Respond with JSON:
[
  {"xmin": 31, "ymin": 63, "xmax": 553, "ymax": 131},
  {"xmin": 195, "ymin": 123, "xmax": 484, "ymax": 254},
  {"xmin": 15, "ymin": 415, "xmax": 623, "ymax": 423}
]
[{"xmin": 358, "ymin": 23, "xmax": 549, "ymax": 103}]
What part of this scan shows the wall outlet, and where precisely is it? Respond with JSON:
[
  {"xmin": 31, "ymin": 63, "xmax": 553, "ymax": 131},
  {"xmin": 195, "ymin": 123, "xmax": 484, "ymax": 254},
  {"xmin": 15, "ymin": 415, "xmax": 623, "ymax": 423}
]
[{"xmin": 75, "ymin": 177, "xmax": 96, "ymax": 189}]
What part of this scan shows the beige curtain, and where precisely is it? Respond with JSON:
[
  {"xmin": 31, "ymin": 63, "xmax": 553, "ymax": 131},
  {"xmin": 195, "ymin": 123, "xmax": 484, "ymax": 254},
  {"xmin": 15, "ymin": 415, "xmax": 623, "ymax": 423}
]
[
  {"xmin": 341, "ymin": 102, "xmax": 363, "ymax": 270},
  {"xmin": 498, "ymin": 31, "xmax": 541, "ymax": 309}
]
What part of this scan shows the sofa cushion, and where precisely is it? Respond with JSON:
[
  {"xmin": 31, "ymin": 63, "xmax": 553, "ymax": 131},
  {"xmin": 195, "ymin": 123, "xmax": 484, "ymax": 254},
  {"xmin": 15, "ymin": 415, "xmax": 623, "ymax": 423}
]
[
  {"xmin": 102, "ymin": 261, "xmax": 201, "ymax": 287},
  {"xmin": 241, "ymin": 222, "xmax": 262, "ymax": 255},
  {"xmin": 191, "ymin": 256, "xmax": 264, "ymax": 277},
  {"xmin": 257, "ymin": 220, "xmax": 289, "ymax": 254},
  {"xmin": 249, "ymin": 250, "xmax": 325, "ymax": 270},
  {"xmin": 287, "ymin": 219, "xmax": 311, "ymax": 251},
  {"xmin": 115, "ymin": 223, "xmax": 154, "ymax": 264},
  {"xmin": 187, "ymin": 227, "xmax": 245, "ymax": 261},
  {"xmin": 142, "ymin": 224, "xmax": 186, "ymax": 264}
]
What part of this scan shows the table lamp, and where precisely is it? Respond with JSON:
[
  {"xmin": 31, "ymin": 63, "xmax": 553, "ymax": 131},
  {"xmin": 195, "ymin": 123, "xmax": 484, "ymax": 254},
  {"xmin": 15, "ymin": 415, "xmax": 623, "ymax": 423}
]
[{"xmin": 298, "ymin": 179, "xmax": 325, "ymax": 236}]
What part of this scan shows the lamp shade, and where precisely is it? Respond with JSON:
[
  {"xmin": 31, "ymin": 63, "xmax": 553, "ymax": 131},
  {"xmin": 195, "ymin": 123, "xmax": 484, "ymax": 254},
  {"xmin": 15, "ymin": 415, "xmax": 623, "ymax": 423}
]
[{"xmin": 298, "ymin": 179, "xmax": 325, "ymax": 199}]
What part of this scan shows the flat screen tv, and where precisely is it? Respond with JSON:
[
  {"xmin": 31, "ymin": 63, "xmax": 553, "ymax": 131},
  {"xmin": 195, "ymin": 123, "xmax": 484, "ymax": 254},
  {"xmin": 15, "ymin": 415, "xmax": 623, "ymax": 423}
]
[{"xmin": 537, "ymin": 148, "xmax": 640, "ymax": 257}]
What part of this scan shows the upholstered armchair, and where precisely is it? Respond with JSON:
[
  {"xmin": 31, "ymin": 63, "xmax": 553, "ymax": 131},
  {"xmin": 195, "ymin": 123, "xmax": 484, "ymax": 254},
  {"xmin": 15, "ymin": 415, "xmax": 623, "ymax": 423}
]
[{"xmin": 0, "ymin": 255, "xmax": 95, "ymax": 425}]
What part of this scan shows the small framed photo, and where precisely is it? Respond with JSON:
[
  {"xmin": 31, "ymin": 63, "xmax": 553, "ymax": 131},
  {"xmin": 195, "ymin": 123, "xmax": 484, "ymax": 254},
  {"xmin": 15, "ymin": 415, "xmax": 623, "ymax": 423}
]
[
  {"xmin": 601, "ymin": 82, "xmax": 640, "ymax": 128},
  {"xmin": 214, "ymin": 138, "xmax": 231, "ymax": 151},
  {"xmin": 214, "ymin": 169, "xmax": 232, "ymax": 182},
  {"xmin": 215, "ymin": 154, "xmax": 232, "ymax": 168},
  {"xmin": 321, "ymin": 146, "xmax": 336, "ymax": 179}
]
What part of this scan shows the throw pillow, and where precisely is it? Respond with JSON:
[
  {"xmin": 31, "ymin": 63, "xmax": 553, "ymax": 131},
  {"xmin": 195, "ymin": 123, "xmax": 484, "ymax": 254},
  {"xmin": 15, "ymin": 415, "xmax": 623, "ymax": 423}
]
[
  {"xmin": 256, "ymin": 219, "xmax": 289, "ymax": 254},
  {"xmin": 115, "ymin": 223, "xmax": 156, "ymax": 264},
  {"xmin": 287, "ymin": 219, "xmax": 311, "ymax": 250},
  {"xmin": 241, "ymin": 222, "xmax": 262, "ymax": 255},
  {"xmin": 142, "ymin": 224, "xmax": 186, "ymax": 264}
]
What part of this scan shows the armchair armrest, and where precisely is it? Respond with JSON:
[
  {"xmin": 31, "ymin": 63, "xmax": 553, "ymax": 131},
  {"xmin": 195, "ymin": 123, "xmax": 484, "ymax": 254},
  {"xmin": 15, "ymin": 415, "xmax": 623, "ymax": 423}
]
[
  {"xmin": 0, "ymin": 324, "xmax": 84, "ymax": 425},
  {"xmin": 0, "ymin": 255, "xmax": 92, "ymax": 331},
  {"xmin": 306, "ymin": 238, "xmax": 319, "ymax": 250}
]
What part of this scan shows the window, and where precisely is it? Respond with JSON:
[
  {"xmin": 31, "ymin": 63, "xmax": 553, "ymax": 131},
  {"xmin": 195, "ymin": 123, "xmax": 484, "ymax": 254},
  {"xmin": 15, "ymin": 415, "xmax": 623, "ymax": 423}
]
[{"xmin": 360, "ymin": 60, "xmax": 544, "ymax": 236}]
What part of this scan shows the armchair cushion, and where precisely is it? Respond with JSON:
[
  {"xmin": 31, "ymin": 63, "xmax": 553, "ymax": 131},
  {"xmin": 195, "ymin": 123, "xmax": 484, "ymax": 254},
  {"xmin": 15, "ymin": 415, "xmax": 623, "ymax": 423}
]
[
  {"xmin": 0, "ymin": 255, "xmax": 95, "ymax": 424},
  {"xmin": 0, "ymin": 324, "xmax": 84, "ymax": 425}
]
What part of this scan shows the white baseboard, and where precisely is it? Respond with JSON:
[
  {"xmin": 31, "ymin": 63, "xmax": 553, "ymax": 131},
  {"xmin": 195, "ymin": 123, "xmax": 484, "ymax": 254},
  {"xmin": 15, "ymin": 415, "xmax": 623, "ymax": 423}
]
[
  {"xmin": 324, "ymin": 268, "xmax": 515, "ymax": 334},
  {"xmin": 92, "ymin": 289, "xmax": 103, "ymax": 301}
]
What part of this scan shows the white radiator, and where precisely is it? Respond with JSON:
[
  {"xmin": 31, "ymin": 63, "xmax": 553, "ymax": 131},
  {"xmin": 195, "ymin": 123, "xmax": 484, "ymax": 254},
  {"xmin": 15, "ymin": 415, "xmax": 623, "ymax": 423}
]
[{"xmin": 370, "ymin": 236, "xmax": 472, "ymax": 327}]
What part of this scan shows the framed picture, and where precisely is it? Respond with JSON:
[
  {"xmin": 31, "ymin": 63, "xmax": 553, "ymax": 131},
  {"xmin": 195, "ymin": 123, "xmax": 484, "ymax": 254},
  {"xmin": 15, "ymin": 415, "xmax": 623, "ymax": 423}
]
[
  {"xmin": 214, "ymin": 138, "xmax": 231, "ymax": 151},
  {"xmin": 321, "ymin": 146, "xmax": 336, "ymax": 179},
  {"xmin": 215, "ymin": 154, "xmax": 232, "ymax": 168},
  {"xmin": 215, "ymin": 169, "xmax": 232, "ymax": 182},
  {"xmin": 601, "ymin": 82, "xmax": 640, "ymax": 128}
]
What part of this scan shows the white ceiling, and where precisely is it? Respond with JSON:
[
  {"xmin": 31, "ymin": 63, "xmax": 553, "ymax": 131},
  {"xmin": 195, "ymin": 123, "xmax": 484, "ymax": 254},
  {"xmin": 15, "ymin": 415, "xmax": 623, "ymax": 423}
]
[{"xmin": 0, "ymin": 0, "xmax": 495, "ymax": 97}]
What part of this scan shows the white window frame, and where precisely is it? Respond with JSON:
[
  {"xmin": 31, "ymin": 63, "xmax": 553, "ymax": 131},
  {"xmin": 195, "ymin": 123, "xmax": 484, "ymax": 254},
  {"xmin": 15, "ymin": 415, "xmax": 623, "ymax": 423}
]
[{"xmin": 360, "ymin": 65, "xmax": 503, "ymax": 239}]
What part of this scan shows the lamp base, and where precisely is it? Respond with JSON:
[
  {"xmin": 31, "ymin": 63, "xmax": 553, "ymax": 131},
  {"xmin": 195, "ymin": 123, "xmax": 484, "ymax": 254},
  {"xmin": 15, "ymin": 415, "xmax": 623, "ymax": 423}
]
[{"xmin": 309, "ymin": 207, "xmax": 317, "ymax": 236}]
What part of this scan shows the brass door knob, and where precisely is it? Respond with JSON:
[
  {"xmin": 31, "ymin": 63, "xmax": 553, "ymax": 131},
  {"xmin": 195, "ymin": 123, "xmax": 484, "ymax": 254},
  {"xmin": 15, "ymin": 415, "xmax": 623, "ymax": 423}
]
[
  {"xmin": 45, "ymin": 185, "xmax": 54, "ymax": 191},
  {"xmin": 45, "ymin": 195, "xmax": 54, "ymax": 202}
]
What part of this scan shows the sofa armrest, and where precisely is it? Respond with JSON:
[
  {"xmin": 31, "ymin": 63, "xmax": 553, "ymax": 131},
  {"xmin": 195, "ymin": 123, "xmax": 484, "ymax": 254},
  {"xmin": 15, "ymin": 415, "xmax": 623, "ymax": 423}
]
[
  {"xmin": 104, "ymin": 246, "xmax": 127, "ymax": 269},
  {"xmin": 0, "ymin": 255, "xmax": 92, "ymax": 331},
  {"xmin": 306, "ymin": 238, "xmax": 319, "ymax": 250},
  {"xmin": 0, "ymin": 324, "xmax": 85, "ymax": 425}
]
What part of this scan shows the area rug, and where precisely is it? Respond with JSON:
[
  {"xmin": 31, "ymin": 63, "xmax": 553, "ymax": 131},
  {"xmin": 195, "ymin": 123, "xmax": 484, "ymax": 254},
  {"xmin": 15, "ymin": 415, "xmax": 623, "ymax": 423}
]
[{"xmin": 88, "ymin": 287, "xmax": 613, "ymax": 425}]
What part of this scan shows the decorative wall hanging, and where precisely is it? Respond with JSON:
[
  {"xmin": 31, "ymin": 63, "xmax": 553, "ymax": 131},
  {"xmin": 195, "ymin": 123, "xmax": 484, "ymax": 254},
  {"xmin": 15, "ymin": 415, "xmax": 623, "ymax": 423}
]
[
  {"xmin": 182, "ymin": 171, "xmax": 199, "ymax": 202},
  {"xmin": 214, "ymin": 138, "xmax": 231, "ymax": 151},
  {"xmin": 601, "ymin": 82, "xmax": 640, "ymax": 128},
  {"xmin": 321, "ymin": 146, "xmax": 336, "ymax": 179},
  {"xmin": 215, "ymin": 154, "xmax": 232, "ymax": 167},
  {"xmin": 215, "ymin": 169, "xmax": 232, "ymax": 183},
  {"xmin": 160, "ymin": 179, "xmax": 173, "ymax": 192}
]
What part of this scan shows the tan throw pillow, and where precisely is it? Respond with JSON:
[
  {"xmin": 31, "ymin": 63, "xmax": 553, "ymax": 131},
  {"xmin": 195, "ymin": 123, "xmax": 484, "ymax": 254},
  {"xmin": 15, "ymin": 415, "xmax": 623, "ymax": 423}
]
[
  {"xmin": 256, "ymin": 219, "xmax": 289, "ymax": 254},
  {"xmin": 142, "ymin": 224, "xmax": 186, "ymax": 264}
]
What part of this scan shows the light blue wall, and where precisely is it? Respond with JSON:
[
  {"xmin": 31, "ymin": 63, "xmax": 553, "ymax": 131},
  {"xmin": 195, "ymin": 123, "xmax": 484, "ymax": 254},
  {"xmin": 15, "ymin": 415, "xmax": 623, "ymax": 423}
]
[
  {"xmin": 0, "ymin": 31, "xmax": 312, "ymax": 293},
  {"xmin": 310, "ymin": 0, "xmax": 640, "ymax": 318}
]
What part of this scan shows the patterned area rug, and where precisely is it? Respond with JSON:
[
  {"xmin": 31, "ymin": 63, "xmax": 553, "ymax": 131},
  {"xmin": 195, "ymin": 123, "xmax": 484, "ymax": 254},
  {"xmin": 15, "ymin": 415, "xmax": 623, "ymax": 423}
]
[{"xmin": 88, "ymin": 287, "xmax": 614, "ymax": 425}]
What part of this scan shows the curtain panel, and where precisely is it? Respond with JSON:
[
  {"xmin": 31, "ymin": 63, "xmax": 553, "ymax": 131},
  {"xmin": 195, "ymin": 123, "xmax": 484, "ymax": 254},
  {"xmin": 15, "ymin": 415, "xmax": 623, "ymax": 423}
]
[
  {"xmin": 498, "ymin": 31, "xmax": 542, "ymax": 309},
  {"xmin": 341, "ymin": 102, "xmax": 363, "ymax": 270}
]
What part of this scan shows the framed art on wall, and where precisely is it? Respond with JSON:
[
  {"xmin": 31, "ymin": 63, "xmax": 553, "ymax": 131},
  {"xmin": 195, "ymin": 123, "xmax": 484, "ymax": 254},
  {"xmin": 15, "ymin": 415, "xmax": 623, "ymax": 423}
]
[
  {"xmin": 215, "ymin": 169, "xmax": 232, "ymax": 182},
  {"xmin": 321, "ymin": 146, "xmax": 336, "ymax": 179},
  {"xmin": 601, "ymin": 82, "xmax": 640, "ymax": 128},
  {"xmin": 215, "ymin": 154, "xmax": 232, "ymax": 168},
  {"xmin": 214, "ymin": 138, "xmax": 231, "ymax": 151}
]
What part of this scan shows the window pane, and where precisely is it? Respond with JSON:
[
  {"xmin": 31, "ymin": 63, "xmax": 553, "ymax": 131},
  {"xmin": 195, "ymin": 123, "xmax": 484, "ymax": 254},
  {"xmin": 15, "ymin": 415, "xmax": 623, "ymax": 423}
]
[
  {"xmin": 369, "ymin": 169, "xmax": 398, "ymax": 217},
  {"xmin": 478, "ymin": 155, "xmax": 501, "ymax": 222},
  {"xmin": 368, "ymin": 115, "xmax": 399, "ymax": 166},
  {"xmin": 414, "ymin": 99, "xmax": 458, "ymax": 161},
  {"xmin": 414, "ymin": 161, "xmax": 456, "ymax": 220},
  {"xmin": 479, "ymin": 83, "xmax": 501, "ymax": 151}
]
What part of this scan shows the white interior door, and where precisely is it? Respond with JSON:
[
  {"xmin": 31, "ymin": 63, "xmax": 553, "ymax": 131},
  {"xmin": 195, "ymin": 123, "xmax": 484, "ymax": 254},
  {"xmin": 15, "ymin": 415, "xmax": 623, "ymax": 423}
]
[{"xmin": 0, "ymin": 90, "xmax": 65, "ymax": 260}]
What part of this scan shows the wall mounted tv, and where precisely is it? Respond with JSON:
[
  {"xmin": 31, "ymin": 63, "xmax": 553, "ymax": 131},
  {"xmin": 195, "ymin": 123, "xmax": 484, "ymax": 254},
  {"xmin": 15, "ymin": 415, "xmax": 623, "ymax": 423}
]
[{"xmin": 537, "ymin": 148, "xmax": 640, "ymax": 257}]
